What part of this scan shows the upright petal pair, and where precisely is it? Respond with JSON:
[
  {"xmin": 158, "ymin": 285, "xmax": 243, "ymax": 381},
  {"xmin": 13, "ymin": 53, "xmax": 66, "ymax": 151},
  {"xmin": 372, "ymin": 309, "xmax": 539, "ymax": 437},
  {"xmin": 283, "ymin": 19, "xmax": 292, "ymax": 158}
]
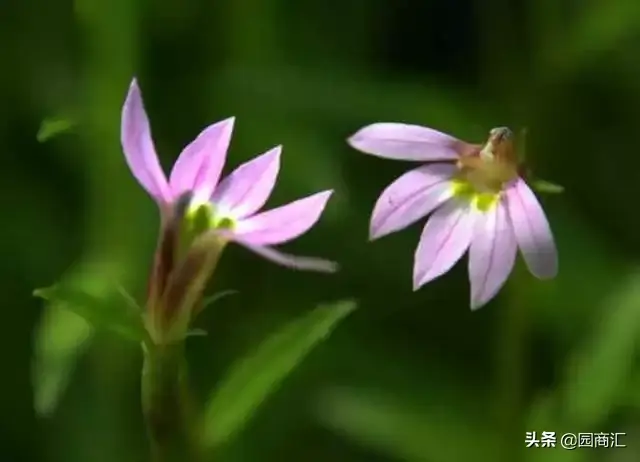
[
  {"xmin": 349, "ymin": 123, "xmax": 558, "ymax": 309},
  {"xmin": 121, "ymin": 79, "xmax": 336, "ymax": 273},
  {"xmin": 121, "ymin": 80, "xmax": 233, "ymax": 208}
]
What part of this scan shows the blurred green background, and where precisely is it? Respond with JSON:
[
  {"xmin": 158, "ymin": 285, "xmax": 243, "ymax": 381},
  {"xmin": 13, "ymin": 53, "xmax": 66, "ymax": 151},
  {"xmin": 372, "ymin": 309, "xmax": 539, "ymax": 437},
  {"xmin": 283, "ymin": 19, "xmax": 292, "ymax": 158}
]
[{"xmin": 2, "ymin": 0, "xmax": 640, "ymax": 461}]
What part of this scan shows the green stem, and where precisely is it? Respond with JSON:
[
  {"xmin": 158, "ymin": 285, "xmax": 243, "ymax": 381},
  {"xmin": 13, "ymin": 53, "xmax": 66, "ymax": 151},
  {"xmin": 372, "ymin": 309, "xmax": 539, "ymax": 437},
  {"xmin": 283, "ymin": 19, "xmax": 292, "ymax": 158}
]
[{"xmin": 142, "ymin": 343, "xmax": 200, "ymax": 462}]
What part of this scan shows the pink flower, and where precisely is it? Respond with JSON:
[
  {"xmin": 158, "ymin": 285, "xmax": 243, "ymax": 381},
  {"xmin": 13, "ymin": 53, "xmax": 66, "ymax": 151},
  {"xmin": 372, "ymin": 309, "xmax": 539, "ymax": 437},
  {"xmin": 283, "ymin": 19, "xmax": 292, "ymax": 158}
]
[
  {"xmin": 348, "ymin": 123, "xmax": 557, "ymax": 309},
  {"xmin": 121, "ymin": 78, "xmax": 336, "ymax": 274}
]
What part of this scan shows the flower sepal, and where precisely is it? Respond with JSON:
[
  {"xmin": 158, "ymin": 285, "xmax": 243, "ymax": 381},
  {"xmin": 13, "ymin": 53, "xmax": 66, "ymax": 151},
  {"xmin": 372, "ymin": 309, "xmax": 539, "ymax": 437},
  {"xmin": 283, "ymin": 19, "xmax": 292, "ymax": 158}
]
[
  {"xmin": 145, "ymin": 192, "xmax": 227, "ymax": 345},
  {"xmin": 513, "ymin": 128, "xmax": 563, "ymax": 194},
  {"xmin": 147, "ymin": 230, "xmax": 228, "ymax": 345},
  {"xmin": 529, "ymin": 177, "xmax": 565, "ymax": 195}
]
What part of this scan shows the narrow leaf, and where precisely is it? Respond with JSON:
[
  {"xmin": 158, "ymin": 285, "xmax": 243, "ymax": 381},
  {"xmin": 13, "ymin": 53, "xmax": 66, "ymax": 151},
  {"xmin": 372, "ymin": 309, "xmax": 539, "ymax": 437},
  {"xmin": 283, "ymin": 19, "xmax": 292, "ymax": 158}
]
[
  {"xmin": 527, "ymin": 268, "xmax": 640, "ymax": 456},
  {"xmin": 201, "ymin": 299, "xmax": 356, "ymax": 448},
  {"xmin": 561, "ymin": 269, "xmax": 640, "ymax": 425},
  {"xmin": 32, "ymin": 306, "xmax": 93, "ymax": 417},
  {"xmin": 34, "ymin": 282, "xmax": 147, "ymax": 343},
  {"xmin": 531, "ymin": 178, "xmax": 565, "ymax": 194},
  {"xmin": 317, "ymin": 387, "xmax": 499, "ymax": 462},
  {"xmin": 37, "ymin": 116, "xmax": 77, "ymax": 142},
  {"xmin": 31, "ymin": 265, "xmax": 116, "ymax": 417},
  {"xmin": 201, "ymin": 290, "xmax": 238, "ymax": 310},
  {"xmin": 113, "ymin": 280, "xmax": 143, "ymax": 312},
  {"xmin": 186, "ymin": 328, "xmax": 208, "ymax": 338}
]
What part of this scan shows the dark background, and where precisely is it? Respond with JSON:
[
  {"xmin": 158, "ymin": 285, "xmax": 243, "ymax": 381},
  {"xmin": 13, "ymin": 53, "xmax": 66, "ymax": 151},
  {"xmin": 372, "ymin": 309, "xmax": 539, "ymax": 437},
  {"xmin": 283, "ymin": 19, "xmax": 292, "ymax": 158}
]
[{"xmin": 2, "ymin": 0, "xmax": 640, "ymax": 461}]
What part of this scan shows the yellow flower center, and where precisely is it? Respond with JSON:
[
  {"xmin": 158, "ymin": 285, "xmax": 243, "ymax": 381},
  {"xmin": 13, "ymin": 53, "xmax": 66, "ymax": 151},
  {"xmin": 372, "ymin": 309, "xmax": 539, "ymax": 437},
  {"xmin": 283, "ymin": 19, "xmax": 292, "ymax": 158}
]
[{"xmin": 451, "ymin": 178, "xmax": 500, "ymax": 212}]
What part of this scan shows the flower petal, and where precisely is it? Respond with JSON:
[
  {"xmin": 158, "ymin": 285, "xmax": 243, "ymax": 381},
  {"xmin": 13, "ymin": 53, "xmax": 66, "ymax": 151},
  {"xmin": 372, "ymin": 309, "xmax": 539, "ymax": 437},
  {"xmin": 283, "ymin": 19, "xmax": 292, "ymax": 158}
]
[
  {"xmin": 211, "ymin": 146, "xmax": 281, "ymax": 219},
  {"xmin": 468, "ymin": 201, "xmax": 517, "ymax": 310},
  {"xmin": 169, "ymin": 117, "xmax": 235, "ymax": 201},
  {"xmin": 234, "ymin": 190, "xmax": 333, "ymax": 246},
  {"xmin": 121, "ymin": 79, "xmax": 171, "ymax": 202},
  {"xmin": 370, "ymin": 163, "xmax": 456, "ymax": 240},
  {"xmin": 505, "ymin": 178, "xmax": 558, "ymax": 279},
  {"xmin": 348, "ymin": 123, "xmax": 462, "ymax": 161},
  {"xmin": 234, "ymin": 239, "xmax": 338, "ymax": 273},
  {"xmin": 413, "ymin": 199, "xmax": 476, "ymax": 289}
]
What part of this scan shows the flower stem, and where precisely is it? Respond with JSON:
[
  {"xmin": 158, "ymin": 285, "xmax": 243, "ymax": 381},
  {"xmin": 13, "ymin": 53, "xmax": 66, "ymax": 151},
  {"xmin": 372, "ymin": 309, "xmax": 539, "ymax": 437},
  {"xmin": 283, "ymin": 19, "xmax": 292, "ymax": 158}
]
[{"xmin": 141, "ymin": 342, "xmax": 200, "ymax": 462}]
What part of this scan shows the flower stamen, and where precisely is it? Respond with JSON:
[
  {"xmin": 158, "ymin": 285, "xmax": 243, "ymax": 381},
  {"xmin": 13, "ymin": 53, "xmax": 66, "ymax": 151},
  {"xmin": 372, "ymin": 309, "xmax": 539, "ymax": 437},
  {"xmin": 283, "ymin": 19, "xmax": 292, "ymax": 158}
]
[{"xmin": 454, "ymin": 126, "xmax": 519, "ymax": 197}]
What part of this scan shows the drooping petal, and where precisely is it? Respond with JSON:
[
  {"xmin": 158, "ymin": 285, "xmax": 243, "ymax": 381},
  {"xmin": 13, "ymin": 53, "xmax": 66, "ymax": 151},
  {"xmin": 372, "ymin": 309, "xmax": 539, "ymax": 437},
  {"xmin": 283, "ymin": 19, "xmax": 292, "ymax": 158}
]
[
  {"xmin": 210, "ymin": 146, "xmax": 281, "ymax": 219},
  {"xmin": 413, "ymin": 199, "xmax": 476, "ymax": 290},
  {"xmin": 505, "ymin": 178, "xmax": 558, "ymax": 279},
  {"xmin": 233, "ymin": 190, "xmax": 333, "ymax": 246},
  {"xmin": 370, "ymin": 163, "xmax": 457, "ymax": 240},
  {"xmin": 348, "ymin": 123, "xmax": 463, "ymax": 161},
  {"xmin": 121, "ymin": 79, "xmax": 171, "ymax": 202},
  {"xmin": 169, "ymin": 117, "xmax": 235, "ymax": 201},
  {"xmin": 234, "ymin": 239, "xmax": 338, "ymax": 273},
  {"xmin": 468, "ymin": 200, "xmax": 517, "ymax": 310}
]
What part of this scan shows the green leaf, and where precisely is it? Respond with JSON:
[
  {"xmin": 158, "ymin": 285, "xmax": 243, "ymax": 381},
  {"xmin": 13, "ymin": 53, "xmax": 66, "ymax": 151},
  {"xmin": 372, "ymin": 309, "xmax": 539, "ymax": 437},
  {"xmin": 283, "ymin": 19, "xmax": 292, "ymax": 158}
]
[
  {"xmin": 34, "ymin": 282, "xmax": 148, "ymax": 343},
  {"xmin": 527, "ymin": 268, "xmax": 640, "ymax": 462},
  {"xmin": 531, "ymin": 178, "xmax": 565, "ymax": 194},
  {"xmin": 186, "ymin": 328, "xmax": 208, "ymax": 337},
  {"xmin": 190, "ymin": 288, "xmax": 237, "ymax": 331},
  {"xmin": 201, "ymin": 290, "xmax": 238, "ymax": 311},
  {"xmin": 32, "ymin": 306, "xmax": 93, "ymax": 417},
  {"xmin": 113, "ymin": 280, "xmax": 143, "ymax": 312},
  {"xmin": 31, "ymin": 264, "xmax": 123, "ymax": 417},
  {"xmin": 316, "ymin": 387, "xmax": 499, "ymax": 462},
  {"xmin": 560, "ymin": 269, "xmax": 640, "ymax": 425},
  {"xmin": 37, "ymin": 116, "xmax": 77, "ymax": 142},
  {"xmin": 201, "ymin": 299, "xmax": 356, "ymax": 449}
]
